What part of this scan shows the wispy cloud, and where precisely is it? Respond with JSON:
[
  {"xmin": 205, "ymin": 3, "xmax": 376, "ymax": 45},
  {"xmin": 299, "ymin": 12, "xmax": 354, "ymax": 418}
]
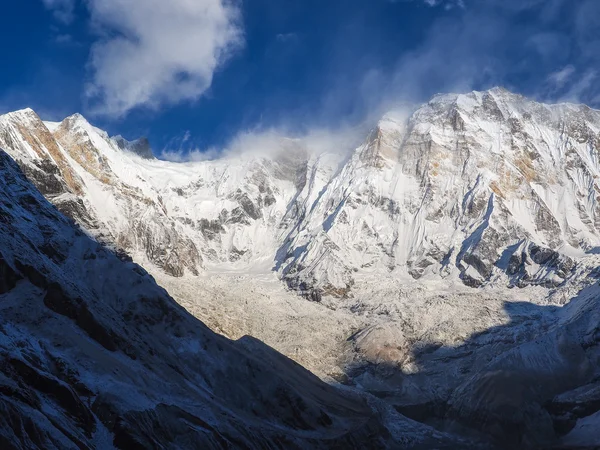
[
  {"xmin": 276, "ymin": 33, "xmax": 299, "ymax": 43},
  {"xmin": 561, "ymin": 70, "xmax": 597, "ymax": 104},
  {"xmin": 41, "ymin": 0, "xmax": 75, "ymax": 24},
  {"xmin": 547, "ymin": 65, "xmax": 576, "ymax": 91},
  {"xmin": 526, "ymin": 32, "xmax": 571, "ymax": 64},
  {"xmin": 159, "ymin": 123, "xmax": 366, "ymax": 163},
  {"xmin": 325, "ymin": 0, "xmax": 600, "ymax": 123},
  {"xmin": 39, "ymin": 0, "xmax": 600, "ymax": 155}
]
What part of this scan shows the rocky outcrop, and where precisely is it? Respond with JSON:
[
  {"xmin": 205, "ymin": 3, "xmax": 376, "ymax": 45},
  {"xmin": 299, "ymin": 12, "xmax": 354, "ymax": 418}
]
[
  {"xmin": 547, "ymin": 381, "xmax": 600, "ymax": 435},
  {"xmin": 113, "ymin": 135, "xmax": 154, "ymax": 159},
  {"xmin": 121, "ymin": 215, "xmax": 203, "ymax": 277}
]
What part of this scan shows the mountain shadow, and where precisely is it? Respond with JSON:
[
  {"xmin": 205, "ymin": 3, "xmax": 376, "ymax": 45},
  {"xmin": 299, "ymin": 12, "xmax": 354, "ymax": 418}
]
[{"xmin": 343, "ymin": 291, "xmax": 600, "ymax": 450}]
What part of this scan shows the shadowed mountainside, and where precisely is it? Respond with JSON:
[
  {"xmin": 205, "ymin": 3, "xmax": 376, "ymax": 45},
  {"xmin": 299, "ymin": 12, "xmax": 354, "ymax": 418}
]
[{"xmin": 344, "ymin": 291, "xmax": 600, "ymax": 449}]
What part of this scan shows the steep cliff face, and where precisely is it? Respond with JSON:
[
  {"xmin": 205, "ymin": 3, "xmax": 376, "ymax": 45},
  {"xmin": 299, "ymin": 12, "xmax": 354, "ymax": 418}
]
[
  {"xmin": 0, "ymin": 149, "xmax": 462, "ymax": 449},
  {"xmin": 0, "ymin": 109, "xmax": 85, "ymax": 197},
  {"xmin": 280, "ymin": 88, "xmax": 600, "ymax": 295},
  {"xmin": 5, "ymin": 89, "xmax": 600, "ymax": 296},
  {"xmin": 0, "ymin": 110, "xmax": 203, "ymax": 277}
]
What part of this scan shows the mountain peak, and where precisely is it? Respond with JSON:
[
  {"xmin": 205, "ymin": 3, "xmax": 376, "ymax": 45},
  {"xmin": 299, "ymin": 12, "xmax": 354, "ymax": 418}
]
[
  {"xmin": 60, "ymin": 112, "xmax": 91, "ymax": 129},
  {"xmin": 58, "ymin": 113, "xmax": 110, "ymax": 139},
  {"xmin": 426, "ymin": 86, "xmax": 521, "ymax": 107},
  {"xmin": 1, "ymin": 107, "xmax": 42, "ymax": 125},
  {"xmin": 11, "ymin": 106, "xmax": 36, "ymax": 116},
  {"xmin": 113, "ymin": 135, "xmax": 154, "ymax": 159}
]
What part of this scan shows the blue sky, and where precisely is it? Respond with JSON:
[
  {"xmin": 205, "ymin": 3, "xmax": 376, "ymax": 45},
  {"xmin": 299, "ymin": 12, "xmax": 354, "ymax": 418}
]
[{"xmin": 1, "ymin": 0, "xmax": 599, "ymax": 157}]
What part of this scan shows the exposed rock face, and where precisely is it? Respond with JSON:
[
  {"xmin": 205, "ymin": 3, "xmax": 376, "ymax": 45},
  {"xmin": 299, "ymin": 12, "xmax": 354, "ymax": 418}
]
[
  {"xmin": 121, "ymin": 214, "xmax": 202, "ymax": 277},
  {"xmin": 280, "ymin": 89, "xmax": 600, "ymax": 294},
  {"xmin": 113, "ymin": 135, "xmax": 154, "ymax": 159},
  {"xmin": 0, "ymin": 149, "xmax": 461, "ymax": 449},
  {"xmin": 0, "ymin": 111, "xmax": 203, "ymax": 278},
  {"xmin": 0, "ymin": 109, "xmax": 85, "ymax": 197}
]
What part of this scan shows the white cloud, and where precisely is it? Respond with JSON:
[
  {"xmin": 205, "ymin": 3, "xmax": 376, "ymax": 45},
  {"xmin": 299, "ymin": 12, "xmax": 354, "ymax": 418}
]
[
  {"xmin": 159, "ymin": 123, "xmax": 367, "ymax": 163},
  {"xmin": 547, "ymin": 65, "xmax": 576, "ymax": 90},
  {"xmin": 41, "ymin": 0, "xmax": 75, "ymax": 23},
  {"xmin": 561, "ymin": 70, "xmax": 597, "ymax": 103},
  {"xmin": 82, "ymin": 0, "xmax": 243, "ymax": 117}
]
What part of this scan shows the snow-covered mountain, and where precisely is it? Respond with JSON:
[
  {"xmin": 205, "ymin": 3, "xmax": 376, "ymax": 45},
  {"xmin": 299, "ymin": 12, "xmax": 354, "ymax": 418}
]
[
  {"xmin": 0, "ymin": 148, "xmax": 465, "ymax": 448},
  {"xmin": 3, "ymin": 87, "xmax": 600, "ymax": 448},
  {"xmin": 3, "ymin": 88, "xmax": 600, "ymax": 296},
  {"xmin": 282, "ymin": 87, "xmax": 600, "ymax": 294}
]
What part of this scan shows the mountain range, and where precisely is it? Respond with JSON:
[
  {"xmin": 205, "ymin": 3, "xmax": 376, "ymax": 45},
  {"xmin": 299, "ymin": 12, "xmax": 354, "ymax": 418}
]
[{"xmin": 1, "ymin": 87, "xmax": 600, "ymax": 448}]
